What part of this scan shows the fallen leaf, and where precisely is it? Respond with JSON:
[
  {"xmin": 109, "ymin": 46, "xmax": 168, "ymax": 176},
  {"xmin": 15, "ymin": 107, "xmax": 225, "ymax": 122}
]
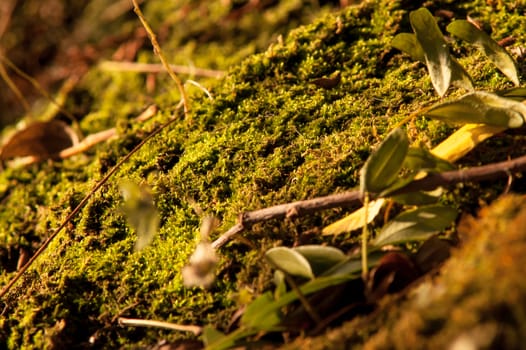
[
  {"xmin": 323, "ymin": 199, "xmax": 385, "ymax": 236},
  {"xmin": 311, "ymin": 70, "xmax": 341, "ymax": 89},
  {"xmin": 430, "ymin": 123, "xmax": 505, "ymax": 162},
  {"xmin": 0, "ymin": 120, "xmax": 79, "ymax": 161},
  {"xmin": 367, "ymin": 251, "xmax": 419, "ymax": 301}
]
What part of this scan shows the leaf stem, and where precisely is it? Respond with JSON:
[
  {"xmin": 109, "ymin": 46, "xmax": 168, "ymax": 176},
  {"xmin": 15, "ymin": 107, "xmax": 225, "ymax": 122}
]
[
  {"xmin": 361, "ymin": 192, "xmax": 370, "ymax": 280},
  {"xmin": 284, "ymin": 273, "xmax": 322, "ymax": 325}
]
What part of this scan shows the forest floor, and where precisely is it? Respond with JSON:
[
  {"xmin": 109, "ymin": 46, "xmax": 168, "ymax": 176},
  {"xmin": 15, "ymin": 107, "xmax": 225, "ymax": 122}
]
[{"xmin": 1, "ymin": 1, "xmax": 526, "ymax": 349}]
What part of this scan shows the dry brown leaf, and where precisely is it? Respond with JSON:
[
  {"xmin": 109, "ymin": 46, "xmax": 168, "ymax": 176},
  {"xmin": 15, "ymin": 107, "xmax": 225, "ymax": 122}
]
[{"xmin": 0, "ymin": 120, "xmax": 79, "ymax": 162}]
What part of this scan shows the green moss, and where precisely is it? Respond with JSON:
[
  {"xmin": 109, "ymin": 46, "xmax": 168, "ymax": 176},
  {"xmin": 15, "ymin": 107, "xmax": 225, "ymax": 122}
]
[{"xmin": 1, "ymin": 0, "xmax": 525, "ymax": 348}]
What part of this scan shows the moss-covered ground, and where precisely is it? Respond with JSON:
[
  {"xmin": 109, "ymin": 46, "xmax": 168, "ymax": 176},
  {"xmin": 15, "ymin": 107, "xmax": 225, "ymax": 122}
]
[{"xmin": 1, "ymin": 0, "xmax": 526, "ymax": 349}]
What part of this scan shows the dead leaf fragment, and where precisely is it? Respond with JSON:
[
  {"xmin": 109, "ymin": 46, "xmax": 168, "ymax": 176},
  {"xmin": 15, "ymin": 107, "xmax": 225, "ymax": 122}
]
[
  {"xmin": 367, "ymin": 252, "xmax": 419, "ymax": 301},
  {"xmin": 0, "ymin": 120, "xmax": 79, "ymax": 162},
  {"xmin": 311, "ymin": 70, "xmax": 341, "ymax": 89}
]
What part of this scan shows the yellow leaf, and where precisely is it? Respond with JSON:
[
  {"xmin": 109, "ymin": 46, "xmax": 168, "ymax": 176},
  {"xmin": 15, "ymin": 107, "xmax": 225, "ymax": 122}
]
[
  {"xmin": 323, "ymin": 122, "xmax": 503, "ymax": 236},
  {"xmin": 323, "ymin": 199, "xmax": 385, "ymax": 236},
  {"xmin": 430, "ymin": 123, "xmax": 505, "ymax": 162}
]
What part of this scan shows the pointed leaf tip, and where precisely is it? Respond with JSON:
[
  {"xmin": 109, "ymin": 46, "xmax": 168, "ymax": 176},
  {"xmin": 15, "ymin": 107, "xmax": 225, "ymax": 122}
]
[
  {"xmin": 361, "ymin": 128, "xmax": 409, "ymax": 194},
  {"xmin": 410, "ymin": 8, "xmax": 452, "ymax": 96},
  {"xmin": 425, "ymin": 91, "xmax": 526, "ymax": 128},
  {"xmin": 373, "ymin": 205, "xmax": 457, "ymax": 246},
  {"xmin": 447, "ymin": 20, "xmax": 520, "ymax": 86}
]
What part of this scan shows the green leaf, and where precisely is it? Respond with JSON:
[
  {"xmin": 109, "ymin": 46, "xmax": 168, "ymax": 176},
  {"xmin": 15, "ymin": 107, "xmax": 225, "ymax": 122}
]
[
  {"xmin": 425, "ymin": 91, "xmax": 526, "ymax": 128},
  {"xmin": 391, "ymin": 190, "xmax": 442, "ymax": 206},
  {"xmin": 379, "ymin": 175, "xmax": 418, "ymax": 198},
  {"xmin": 241, "ymin": 291, "xmax": 283, "ymax": 331},
  {"xmin": 241, "ymin": 275, "xmax": 356, "ymax": 330},
  {"xmin": 392, "ymin": 33, "xmax": 472, "ymax": 91},
  {"xmin": 410, "ymin": 8, "xmax": 452, "ymax": 96},
  {"xmin": 206, "ymin": 328, "xmax": 257, "ymax": 350},
  {"xmin": 266, "ymin": 247, "xmax": 314, "ymax": 279},
  {"xmin": 496, "ymin": 87, "xmax": 526, "ymax": 101},
  {"xmin": 450, "ymin": 56, "xmax": 474, "ymax": 91},
  {"xmin": 378, "ymin": 147, "xmax": 454, "ymax": 198},
  {"xmin": 321, "ymin": 251, "xmax": 384, "ymax": 277},
  {"xmin": 273, "ymin": 270, "xmax": 287, "ymax": 299},
  {"xmin": 392, "ymin": 33, "xmax": 425, "ymax": 61},
  {"xmin": 447, "ymin": 20, "xmax": 519, "ymax": 86},
  {"xmin": 361, "ymin": 128, "xmax": 409, "ymax": 194},
  {"xmin": 372, "ymin": 205, "xmax": 457, "ymax": 247},
  {"xmin": 119, "ymin": 181, "xmax": 160, "ymax": 251},
  {"xmin": 293, "ymin": 245, "xmax": 346, "ymax": 276},
  {"xmin": 403, "ymin": 147, "xmax": 455, "ymax": 173},
  {"xmin": 202, "ymin": 326, "xmax": 227, "ymax": 347}
]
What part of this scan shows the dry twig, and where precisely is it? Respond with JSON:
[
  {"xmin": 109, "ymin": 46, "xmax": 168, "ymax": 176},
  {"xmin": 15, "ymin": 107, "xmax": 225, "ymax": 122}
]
[
  {"xmin": 130, "ymin": 0, "xmax": 190, "ymax": 116},
  {"xmin": 118, "ymin": 317, "xmax": 202, "ymax": 335},
  {"xmin": 99, "ymin": 61, "xmax": 224, "ymax": 79},
  {"xmin": 212, "ymin": 154, "xmax": 526, "ymax": 249}
]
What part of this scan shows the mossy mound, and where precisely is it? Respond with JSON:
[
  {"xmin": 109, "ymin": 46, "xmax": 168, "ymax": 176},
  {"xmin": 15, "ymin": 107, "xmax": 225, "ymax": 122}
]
[{"xmin": 0, "ymin": 1, "xmax": 525, "ymax": 349}]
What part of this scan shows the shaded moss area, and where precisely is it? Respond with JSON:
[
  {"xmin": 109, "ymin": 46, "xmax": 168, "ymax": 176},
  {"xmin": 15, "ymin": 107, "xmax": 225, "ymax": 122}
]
[{"xmin": 0, "ymin": 0, "xmax": 526, "ymax": 349}]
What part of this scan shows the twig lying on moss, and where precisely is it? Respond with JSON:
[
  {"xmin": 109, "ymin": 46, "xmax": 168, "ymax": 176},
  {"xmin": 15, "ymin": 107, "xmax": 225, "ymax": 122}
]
[
  {"xmin": 0, "ymin": 110, "xmax": 181, "ymax": 300},
  {"xmin": 99, "ymin": 61, "xmax": 225, "ymax": 79},
  {"xmin": 59, "ymin": 104, "xmax": 158, "ymax": 158},
  {"xmin": 118, "ymin": 317, "xmax": 202, "ymax": 335},
  {"xmin": 212, "ymin": 153, "xmax": 526, "ymax": 249}
]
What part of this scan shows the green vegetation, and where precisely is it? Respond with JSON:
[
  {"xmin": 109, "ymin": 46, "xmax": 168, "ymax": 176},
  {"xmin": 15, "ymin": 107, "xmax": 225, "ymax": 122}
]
[
  {"xmin": 0, "ymin": 0, "xmax": 526, "ymax": 348},
  {"xmin": 282, "ymin": 194, "xmax": 526, "ymax": 349}
]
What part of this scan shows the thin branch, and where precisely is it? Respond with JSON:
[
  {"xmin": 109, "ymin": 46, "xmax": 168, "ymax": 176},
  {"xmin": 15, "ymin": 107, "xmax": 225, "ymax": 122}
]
[
  {"xmin": 361, "ymin": 193, "xmax": 370, "ymax": 280},
  {"xmin": 391, "ymin": 154, "xmax": 526, "ymax": 194},
  {"xmin": 0, "ymin": 59, "xmax": 31, "ymax": 114},
  {"xmin": 59, "ymin": 105, "xmax": 158, "ymax": 158},
  {"xmin": 0, "ymin": 0, "xmax": 17, "ymax": 40},
  {"xmin": 131, "ymin": 0, "xmax": 190, "ymax": 116},
  {"xmin": 186, "ymin": 79, "xmax": 214, "ymax": 100},
  {"xmin": 118, "ymin": 317, "xmax": 202, "ymax": 335},
  {"xmin": 212, "ymin": 154, "xmax": 526, "ymax": 248},
  {"xmin": 99, "ymin": 61, "xmax": 225, "ymax": 79}
]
